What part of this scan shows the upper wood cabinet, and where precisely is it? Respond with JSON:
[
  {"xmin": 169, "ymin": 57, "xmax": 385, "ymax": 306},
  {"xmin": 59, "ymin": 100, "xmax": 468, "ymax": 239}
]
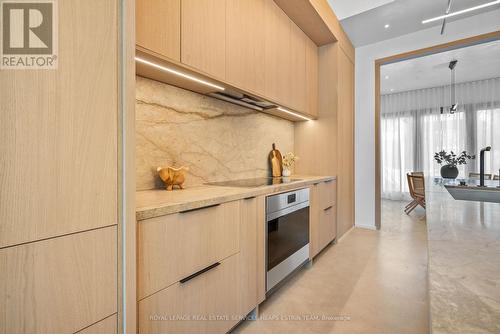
[
  {"xmin": 136, "ymin": 0, "xmax": 181, "ymax": 61},
  {"xmin": 181, "ymin": 0, "xmax": 226, "ymax": 79},
  {"xmin": 264, "ymin": 0, "xmax": 291, "ymax": 104},
  {"xmin": 289, "ymin": 22, "xmax": 307, "ymax": 112},
  {"xmin": 226, "ymin": 0, "xmax": 266, "ymax": 95},
  {"xmin": 262, "ymin": 1, "xmax": 310, "ymax": 114},
  {"xmin": 136, "ymin": 0, "xmax": 321, "ymax": 118},
  {"xmin": 305, "ymin": 37, "xmax": 319, "ymax": 117}
]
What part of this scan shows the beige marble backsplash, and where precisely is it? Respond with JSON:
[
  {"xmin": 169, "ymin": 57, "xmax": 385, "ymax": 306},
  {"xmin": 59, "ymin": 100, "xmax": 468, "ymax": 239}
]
[{"xmin": 136, "ymin": 76, "xmax": 294, "ymax": 190}]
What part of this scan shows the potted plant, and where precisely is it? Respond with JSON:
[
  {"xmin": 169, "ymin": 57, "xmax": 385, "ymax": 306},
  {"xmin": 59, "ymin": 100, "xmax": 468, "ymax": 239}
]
[
  {"xmin": 434, "ymin": 150, "xmax": 475, "ymax": 179},
  {"xmin": 282, "ymin": 152, "xmax": 299, "ymax": 177}
]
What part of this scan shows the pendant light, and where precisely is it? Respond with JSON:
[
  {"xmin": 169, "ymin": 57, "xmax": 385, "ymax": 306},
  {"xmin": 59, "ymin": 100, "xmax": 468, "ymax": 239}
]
[{"xmin": 449, "ymin": 60, "xmax": 458, "ymax": 114}]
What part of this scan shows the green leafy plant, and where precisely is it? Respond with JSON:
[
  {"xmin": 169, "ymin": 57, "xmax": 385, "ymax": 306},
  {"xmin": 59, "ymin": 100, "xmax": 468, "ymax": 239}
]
[{"xmin": 434, "ymin": 150, "xmax": 475, "ymax": 167}]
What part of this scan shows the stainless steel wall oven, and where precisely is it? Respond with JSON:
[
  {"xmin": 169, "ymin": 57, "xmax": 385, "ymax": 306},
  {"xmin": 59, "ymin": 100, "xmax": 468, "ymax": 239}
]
[{"xmin": 266, "ymin": 188, "xmax": 310, "ymax": 292}]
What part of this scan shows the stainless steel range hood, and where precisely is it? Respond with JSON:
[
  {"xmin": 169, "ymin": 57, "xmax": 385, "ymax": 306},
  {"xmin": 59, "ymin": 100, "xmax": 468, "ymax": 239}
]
[
  {"xmin": 135, "ymin": 48, "xmax": 313, "ymax": 121},
  {"xmin": 208, "ymin": 90, "xmax": 277, "ymax": 111}
]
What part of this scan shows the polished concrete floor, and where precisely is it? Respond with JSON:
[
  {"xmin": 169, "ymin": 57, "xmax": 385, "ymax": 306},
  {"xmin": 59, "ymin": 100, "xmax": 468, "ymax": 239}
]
[{"xmin": 233, "ymin": 200, "xmax": 429, "ymax": 334}]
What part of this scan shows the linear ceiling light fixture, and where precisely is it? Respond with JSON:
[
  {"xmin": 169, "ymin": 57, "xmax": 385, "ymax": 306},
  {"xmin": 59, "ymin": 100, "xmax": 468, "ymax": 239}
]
[
  {"xmin": 422, "ymin": 0, "xmax": 500, "ymax": 24},
  {"xmin": 277, "ymin": 107, "xmax": 313, "ymax": 121},
  {"xmin": 135, "ymin": 57, "xmax": 225, "ymax": 91},
  {"xmin": 440, "ymin": 0, "xmax": 453, "ymax": 34}
]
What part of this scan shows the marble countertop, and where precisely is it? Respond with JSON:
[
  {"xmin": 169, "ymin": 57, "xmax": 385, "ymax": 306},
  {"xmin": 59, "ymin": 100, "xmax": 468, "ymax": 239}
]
[
  {"xmin": 426, "ymin": 180, "xmax": 500, "ymax": 333},
  {"xmin": 136, "ymin": 175, "xmax": 335, "ymax": 220}
]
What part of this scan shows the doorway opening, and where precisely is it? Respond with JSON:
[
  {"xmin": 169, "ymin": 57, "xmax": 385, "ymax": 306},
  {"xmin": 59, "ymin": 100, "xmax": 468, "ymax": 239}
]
[{"xmin": 374, "ymin": 31, "xmax": 500, "ymax": 228}]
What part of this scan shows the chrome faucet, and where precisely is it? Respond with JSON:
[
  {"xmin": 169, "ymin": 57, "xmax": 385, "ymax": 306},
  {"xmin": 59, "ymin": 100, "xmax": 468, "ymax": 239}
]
[{"xmin": 479, "ymin": 146, "xmax": 491, "ymax": 187}]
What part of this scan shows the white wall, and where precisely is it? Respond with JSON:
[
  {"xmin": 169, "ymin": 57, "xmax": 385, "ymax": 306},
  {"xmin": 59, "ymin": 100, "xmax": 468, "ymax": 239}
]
[{"xmin": 355, "ymin": 9, "xmax": 500, "ymax": 230}]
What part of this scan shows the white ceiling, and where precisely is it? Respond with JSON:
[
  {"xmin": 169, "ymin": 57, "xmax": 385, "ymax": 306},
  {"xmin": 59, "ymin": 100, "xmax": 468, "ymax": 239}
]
[
  {"xmin": 380, "ymin": 39, "xmax": 500, "ymax": 94},
  {"xmin": 326, "ymin": 0, "xmax": 395, "ymax": 20},
  {"xmin": 330, "ymin": 0, "xmax": 500, "ymax": 47}
]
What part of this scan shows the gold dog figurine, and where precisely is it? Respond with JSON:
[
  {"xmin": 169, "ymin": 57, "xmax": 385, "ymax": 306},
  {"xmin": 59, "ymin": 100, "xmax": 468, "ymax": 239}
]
[{"xmin": 157, "ymin": 166, "xmax": 189, "ymax": 190}]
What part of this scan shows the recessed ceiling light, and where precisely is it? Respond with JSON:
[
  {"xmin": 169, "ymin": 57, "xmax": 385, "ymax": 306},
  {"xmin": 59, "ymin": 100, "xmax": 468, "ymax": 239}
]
[
  {"xmin": 422, "ymin": 0, "xmax": 500, "ymax": 24},
  {"xmin": 384, "ymin": 24, "xmax": 390, "ymax": 29},
  {"xmin": 390, "ymin": 89, "xmax": 394, "ymax": 92},
  {"xmin": 385, "ymin": 75, "xmax": 389, "ymax": 79}
]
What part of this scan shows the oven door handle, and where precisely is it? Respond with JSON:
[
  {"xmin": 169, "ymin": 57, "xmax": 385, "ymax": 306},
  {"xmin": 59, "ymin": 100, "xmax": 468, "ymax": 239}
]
[{"xmin": 266, "ymin": 201, "xmax": 309, "ymax": 222}]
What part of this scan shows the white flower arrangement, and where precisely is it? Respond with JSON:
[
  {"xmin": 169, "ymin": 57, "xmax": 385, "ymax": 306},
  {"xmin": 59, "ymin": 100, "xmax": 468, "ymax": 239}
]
[{"xmin": 282, "ymin": 152, "xmax": 299, "ymax": 168}]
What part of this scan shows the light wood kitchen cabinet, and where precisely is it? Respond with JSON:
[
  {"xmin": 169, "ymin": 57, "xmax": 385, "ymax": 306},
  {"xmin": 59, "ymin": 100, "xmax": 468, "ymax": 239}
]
[
  {"xmin": 136, "ymin": 0, "xmax": 181, "ymax": 61},
  {"xmin": 137, "ymin": 196, "xmax": 264, "ymax": 333},
  {"xmin": 239, "ymin": 197, "xmax": 259, "ymax": 316},
  {"xmin": 0, "ymin": 0, "xmax": 118, "ymax": 249},
  {"xmin": 288, "ymin": 22, "xmax": 307, "ymax": 112},
  {"xmin": 138, "ymin": 201, "xmax": 240, "ymax": 300},
  {"xmin": 318, "ymin": 204, "xmax": 337, "ymax": 252},
  {"xmin": 310, "ymin": 180, "xmax": 337, "ymax": 258},
  {"xmin": 264, "ymin": 0, "xmax": 291, "ymax": 104},
  {"xmin": 0, "ymin": 0, "xmax": 122, "ymax": 331},
  {"xmin": 226, "ymin": 0, "xmax": 266, "ymax": 95},
  {"xmin": 138, "ymin": 253, "xmax": 241, "ymax": 334},
  {"xmin": 337, "ymin": 49, "xmax": 355, "ymax": 238},
  {"xmin": 0, "ymin": 227, "xmax": 117, "ymax": 334},
  {"xmin": 181, "ymin": 0, "xmax": 226, "ymax": 79},
  {"xmin": 305, "ymin": 37, "xmax": 319, "ymax": 117}
]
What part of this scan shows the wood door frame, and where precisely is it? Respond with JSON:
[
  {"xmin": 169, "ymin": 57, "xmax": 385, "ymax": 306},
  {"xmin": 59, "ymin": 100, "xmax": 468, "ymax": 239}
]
[{"xmin": 374, "ymin": 30, "xmax": 500, "ymax": 229}]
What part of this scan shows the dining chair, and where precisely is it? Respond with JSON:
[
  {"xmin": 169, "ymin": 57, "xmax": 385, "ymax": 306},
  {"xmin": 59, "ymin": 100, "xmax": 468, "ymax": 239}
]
[
  {"xmin": 469, "ymin": 172, "xmax": 492, "ymax": 180},
  {"xmin": 405, "ymin": 172, "xmax": 426, "ymax": 214}
]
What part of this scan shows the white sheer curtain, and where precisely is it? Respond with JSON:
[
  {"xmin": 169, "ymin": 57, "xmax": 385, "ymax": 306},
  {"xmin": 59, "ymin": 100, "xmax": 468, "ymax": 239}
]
[{"xmin": 381, "ymin": 77, "xmax": 500, "ymax": 200}]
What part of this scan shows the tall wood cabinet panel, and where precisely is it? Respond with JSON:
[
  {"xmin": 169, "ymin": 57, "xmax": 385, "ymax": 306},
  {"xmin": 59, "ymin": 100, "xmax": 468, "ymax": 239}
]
[
  {"xmin": 136, "ymin": 0, "xmax": 181, "ymax": 61},
  {"xmin": 226, "ymin": 0, "xmax": 266, "ymax": 95},
  {"xmin": 0, "ymin": 227, "xmax": 117, "ymax": 334},
  {"xmin": 0, "ymin": 0, "xmax": 118, "ymax": 249},
  {"xmin": 181, "ymin": 0, "xmax": 226, "ymax": 79},
  {"xmin": 337, "ymin": 49, "xmax": 355, "ymax": 238}
]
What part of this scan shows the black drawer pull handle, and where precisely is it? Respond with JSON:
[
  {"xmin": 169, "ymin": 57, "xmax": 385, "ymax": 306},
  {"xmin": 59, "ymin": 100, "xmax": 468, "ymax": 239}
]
[
  {"xmin": 324, "ymin": 205, "xmax": 333, "ymax": 211},
  {"xmin": 180, "ymin": 262, "xmax": 221, "ymax": 284},
  {"xmin": 244, "ymin": 196, "xmax": 256, "ymax": 200},
  {"xmin": 179, "ymin": 203, "xmax": 220, "ymax": 214}
]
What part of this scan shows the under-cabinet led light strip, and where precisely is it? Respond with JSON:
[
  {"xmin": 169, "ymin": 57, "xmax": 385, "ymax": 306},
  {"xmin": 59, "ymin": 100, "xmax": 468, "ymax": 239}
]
[
  {"xmin": 277, "ymin": 107, "xmax": 313, "ymax": 121},
  {"xmin": 135, "ymin": 57, "xmax": 225, "ymax": 91},
  {"xmin": 422, "ymin": 0, "xmax": 500, "ymax": 24}
]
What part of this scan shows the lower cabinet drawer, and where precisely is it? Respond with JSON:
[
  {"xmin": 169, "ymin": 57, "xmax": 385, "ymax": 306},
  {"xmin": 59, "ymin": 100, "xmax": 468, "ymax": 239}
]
[
  {"xmin": 318, "ymin": 204, "xmax": 337, "ymax": 250},
  {"xmin": 138, "ymin": 201, "xmax": 240, "ymax": 299},
  {"xmin": 320, "ymin": 180, "xmax": 336, "ymax": 209},
  {"xmin": 138, "ymin": 253, "xmax": 241, "ymax": 334}
]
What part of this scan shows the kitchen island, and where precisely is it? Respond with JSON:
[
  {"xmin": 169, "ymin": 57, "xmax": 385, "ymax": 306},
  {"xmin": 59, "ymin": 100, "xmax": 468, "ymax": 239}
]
[{"xmin": 426, "ymin": 179, "xmax": 500, "ymax": 333}]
